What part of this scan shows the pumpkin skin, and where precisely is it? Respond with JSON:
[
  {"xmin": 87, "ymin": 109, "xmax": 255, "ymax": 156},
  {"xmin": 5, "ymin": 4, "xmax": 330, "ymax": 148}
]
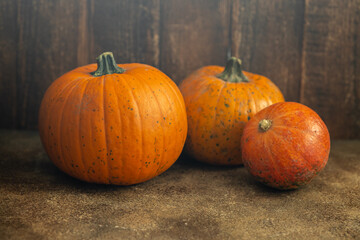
[
  {"xmin": 241, "ymin": 102, "xmax": 330, "ymax": 190},
  {"xmin": 179, "ymin": 57, "xmax": 284, "ymax": 165},
  {"xmin": 39, "ymin": 52, "xmax": 187, "ymax": 185}
]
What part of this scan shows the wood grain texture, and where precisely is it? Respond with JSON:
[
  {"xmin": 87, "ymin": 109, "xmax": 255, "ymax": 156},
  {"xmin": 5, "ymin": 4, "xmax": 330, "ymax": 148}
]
[
  {"xmin": 89, "ymin": 0, "xmax": 160, "ymax": 67},
  {"xmin": 0, "ymin": 0, "xmax": 359, "ymax": 139},
  {"xmin": 301, "ymin": 0, "xmax": 360, "ymax": 138},
  {"xmin": 355, "ymin": 2, "xmax": 360, "ymax": 138},
  {"xmin": 0, "ymin": 0, "xmax": 17, "ymax": 128},
  {"xmin": 159, "ymin": 0, "xmax": 231, "ymax": 84},
  {"xmin": 10, "ymin": 0, "xmax": 88, "ymax": 129},
  {"xmin": 232, "ymin": 0, "xmax": 305, "ymax": 102},
  {"xmin": 0, "ymin": 0, "xmax": 160, "ymax": 130}
]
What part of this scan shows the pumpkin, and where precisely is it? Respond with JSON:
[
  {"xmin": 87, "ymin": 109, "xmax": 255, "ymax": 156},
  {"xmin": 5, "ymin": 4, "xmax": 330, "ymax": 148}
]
[
  {"xmin": 179, "ymin": 57, "xmax": 284, "ymax": 165},
  {"xmin": 38, "ymin": 52, "xmax": 187, "ymax": 185},
  {"xmin": 241, "ymin": 102, "xmax": 330, "ymax": 190}
]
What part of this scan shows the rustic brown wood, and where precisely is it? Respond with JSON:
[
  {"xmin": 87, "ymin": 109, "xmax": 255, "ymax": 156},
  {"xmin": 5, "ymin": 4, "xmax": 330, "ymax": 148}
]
[
  {"xmin": 301, "ymin": 0, "xmax": 360, "ymax": 138},
  {"xmin": 0, "ymin": 0, "xmax": 17, "ymax": 128},
  {"xmin": 13, "ymin": 0, "xmax": 89, "ymax": 129},
  {"xmin": 0, "ymin": 0, "xmax": 359, "ymax": 139},
  {"xmin": 355, "ymin": 2, "xmax": 360, "ymax": 137},
  {"xmin": 159, "ymin": 0, "xmax": 231, "ymax": 84},
  {"xmin": 89, "ymin": 0, "xmax": 160, "ymax": 67},
  {"xmin": 231, "ymin": 0, "xmax": 305, "ymax": 102},
  {"xmin": 0, "ymin": 0, "xmax": 160, "ymax": 130}
]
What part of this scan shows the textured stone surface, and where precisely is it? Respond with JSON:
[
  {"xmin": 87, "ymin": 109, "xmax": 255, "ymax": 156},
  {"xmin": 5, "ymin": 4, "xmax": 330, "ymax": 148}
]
[{"xmin": 0, "ymin": 129, "xmax": 359, "ymax": 239}]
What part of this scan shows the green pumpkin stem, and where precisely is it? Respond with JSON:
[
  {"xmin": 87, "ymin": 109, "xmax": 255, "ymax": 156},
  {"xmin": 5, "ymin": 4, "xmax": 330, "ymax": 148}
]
[
  {"xmin": 91, "ymin": 52, "xmax": 125, "ymax": 76},
  {"xmin": 216, "ymin": 57, "xmax": 249, "ymax": 83}
]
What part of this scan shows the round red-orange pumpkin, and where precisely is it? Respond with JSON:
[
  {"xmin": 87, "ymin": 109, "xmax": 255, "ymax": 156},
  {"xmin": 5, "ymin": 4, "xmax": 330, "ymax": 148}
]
[
  {"xmin": 38, "ymin": 52, "xmax": 187, "ymax": 185},
  {"xmin": 241, "ymin": 102, "xmax": 330, "ymax": 190},
  {"xmin": 179, "ymin": 57, "xmax": 284, "ymax": 165}
]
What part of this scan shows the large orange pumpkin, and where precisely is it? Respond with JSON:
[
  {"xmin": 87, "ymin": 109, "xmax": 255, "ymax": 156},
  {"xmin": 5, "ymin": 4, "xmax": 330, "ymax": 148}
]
[
  {"xmin": 179, "ymin": 57, "xmax": 284, "ymax": 165},
  {"xmin": 39, "ymin": 52, "xmax": 187, "ymax": 185},
  {"xmin": 241, "ymin": 102, "xmax": 330, "ymax": 190}
]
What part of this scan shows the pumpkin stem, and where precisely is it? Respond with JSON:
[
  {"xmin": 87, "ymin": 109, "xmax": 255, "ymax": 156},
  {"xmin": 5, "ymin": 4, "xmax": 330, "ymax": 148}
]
[
  {"xmin": 259, "ymin": 119, "xmax": 272, "ymax": 132},
  {"xmin": 91, "ymin": 52, "xmax": 125, "ymax": 76},
  {"xmin": 216, "ymin": 57, "xmax": 249, "ymax": 83}
]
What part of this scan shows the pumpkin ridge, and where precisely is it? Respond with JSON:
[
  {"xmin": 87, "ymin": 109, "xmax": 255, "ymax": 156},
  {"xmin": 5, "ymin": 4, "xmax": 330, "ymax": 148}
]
[
  {"xmin": 159, "ymin": 74, "xmax": 187, "ymax": 124},
  {"xmin": 272, "ymin": 124, "xmax": 315, "ymax": 135},
  {"xmin": 145, "ymin": 81, "xmax": 166, "ymax": 175},
  {"xmin": 77, "ymin": 79, "xmax": 91, "ymax": 182},
  {"xmin": 58, "ymin": 79, "xmax": 86, "ymax": 176},
  {"xmin": 122, "ymin": 77, "xmax": 144, "ymax": 182},
  {"xmin": 268, "ymin": 109, "xmax": 304, "ymax": 121},
  {"xmin": 128, "ymin": 73, "xmax": 159, "ymax": 180},
  {"xmin": 132, "ymin": 73, "xmax": 161, "ymax": 182},
  {"xmin": 245, "ymin": 85, "xmax": 257, "ymax": 119},
  {"xmin": 268, "ymin": 129, "xmax": 310, "ymax": 185},
  {"xmin": 253, "ymin": 79, "xmax": 284, "ymax": 105},
  {"xmin": 264, "ymin": 132, "xmax": 284, "ymax": 187},
  {"xmin": 274, "ymin": 126, "xmax": 328, "ymax": 171},
  {"xmin": 150, "ymin": 76, "xmax": 178, "ymax": 173},
  {"xmin": 50, "ymin": 77, "xmax": 85, "ymax": 172},
  {"xmin": 258, "ymin": 100, "xmax": 284, "ymax": 120},
  {"xmin": 166, "ymin": 75, "xmax": 189, "ymax": 142},
  {"xmin": 112, "ymin": 75, "xmax": 124, "ymax": 183},
  {"xmin": 230, "ymin": 86, "xmax": 240, "ymax": 128},
  {"xmin": 212, "ymin": 82, "xmax": 227, "ymax": 135},
  {"xmin": 251, "ymin": 83, "xmax": 273, "ymax": 112},
  {"xmin": 184, "ymin": 79, "xmax": 214, "ymax": 156},
  {"xmin": 153, "ymin": 76, "xmax": 181, "ymax": 174},
  {"xmin": 136, "ymin": 73, "xmax": 162, "ymax": 181},
  {"xmin": 102, "ymin": 75, "xmax": 112, "ymax": 184}
]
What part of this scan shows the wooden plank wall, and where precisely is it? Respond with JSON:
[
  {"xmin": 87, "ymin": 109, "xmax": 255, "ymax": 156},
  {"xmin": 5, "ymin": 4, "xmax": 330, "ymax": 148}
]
[{"xmin": 0, "ymin": 0, "xmax": 359, "ymax": 139}]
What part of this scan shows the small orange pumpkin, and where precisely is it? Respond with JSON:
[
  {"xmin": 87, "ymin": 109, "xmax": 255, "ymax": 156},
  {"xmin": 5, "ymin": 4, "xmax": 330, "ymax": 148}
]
[
  {"xmin": 39, "ymin": 52, "xmax": 187, "ymax": 185},
  {"xmin": 179, "ymin": 57, "xmax": 284, "ymax": 165},
  {"xmin": 241, "ymin": 102, "xmax": 330, "ymax": 190}
]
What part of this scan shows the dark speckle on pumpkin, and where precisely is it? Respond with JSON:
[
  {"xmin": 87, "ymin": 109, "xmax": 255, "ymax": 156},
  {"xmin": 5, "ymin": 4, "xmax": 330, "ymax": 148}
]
[{"xmin": 224, "ymin": 103, "xmax": 230, "ymax": 108}]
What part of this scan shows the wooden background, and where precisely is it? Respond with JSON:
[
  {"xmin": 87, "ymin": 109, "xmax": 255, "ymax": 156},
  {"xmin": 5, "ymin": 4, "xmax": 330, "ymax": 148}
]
[{"xmin": 0, "ymin": 0, "xmax": 359, "ymax": 139}]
